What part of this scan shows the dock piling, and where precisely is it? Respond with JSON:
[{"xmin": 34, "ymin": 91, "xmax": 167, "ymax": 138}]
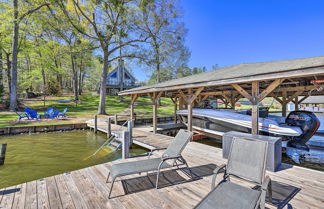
[
  {"xmin": 114, "ymin": 114, "xmax": 118, "ymax": 125},
  {"xmin": 0, "ymin": 143, "xmax": 7, "ymax": 166},
  {"xmin": 107, "ymin": 117, "xmax": 111, "ymax": 138},
  {"xmin": 94, "ymin": 115, "xmax": 98, "ymax": 133},
  {"xmin": 122, "ymin": 131, "xmax": 130, "ymax": 159},
  {"xmin": 127, "ymin": 120, "xmax": 133, "ymax": 145}
]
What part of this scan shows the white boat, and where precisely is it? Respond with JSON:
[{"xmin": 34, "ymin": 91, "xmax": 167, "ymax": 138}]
[{"xmin": 177, "ymin": 108, "xmax": 320, "ymax": 150}]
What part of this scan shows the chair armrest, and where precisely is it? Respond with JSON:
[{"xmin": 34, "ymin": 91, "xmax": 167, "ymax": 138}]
[
  {"xmin": 260, "ymin": 175, "xmax": 272, "ymax": 208},
  {"xmin": 148, "ymin": 148, "xmax": 167, "ymax": 158},
  {"xmin": 211, "ymin": 164, "xmax": 226, "ymax": 190},
  {"xmin": 161, "ymin": 155, "xmax": 182, "ymax": 161}
]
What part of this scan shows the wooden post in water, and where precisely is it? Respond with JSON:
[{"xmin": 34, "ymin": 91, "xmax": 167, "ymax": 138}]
[
  {"xmin": 94, "ymin": 115, "xmax": 98, "ymax": 133},
  {"xmin": 114, "ymin": 114, "xmax": 118, "ymax": 125},
  {"xmin": 127, "ymin": 120, "xmax": 133, "ymax": 145},
  {"xmin": 0, "ymin": 143, "xmax": 7, "ymax": 166},
  {"xmin": 107, "ymin": 117, "xmax": 111, "ymax": 138},
  {"xmin": 122, "ymin": 131, "xmax": 130, "ymax": 159}
]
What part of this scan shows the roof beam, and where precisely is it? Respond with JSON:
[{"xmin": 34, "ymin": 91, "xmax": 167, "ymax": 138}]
[
  {"xmin": 231, "ymin": 84, "xmax": 253, "ymax": 102},
  {"xmin": 257, "ymin": 79, "xmax": 284, "ymax": 101}
]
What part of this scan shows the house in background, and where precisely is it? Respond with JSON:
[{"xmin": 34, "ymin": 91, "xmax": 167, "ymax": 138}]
[{"xmin": 106, "ymin": 59, "xmax": 139, "ymax": 95}]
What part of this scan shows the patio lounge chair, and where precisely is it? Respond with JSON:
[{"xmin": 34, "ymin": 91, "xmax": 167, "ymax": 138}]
[
  {"xmin": 58, "ymin": 108, "xmax": 68, "ymax": 118},
  {"xmin": 50, "ymin": 110, "xmax": 60, "ymax": 119},
  {"xmin": 15, "ymin": 111, "xmax": 29, "ymax": 120},
  {"xmin": 106, "ymin": 129, "xmax": 193, "ymax": 198},
  {"xmin": 44, "ymin": 107, "xmax": 54, "ymax": 118},
  {"xmin": 194, "ymin": 137, "xmax": 272, "ymax": 209},
  {"xmin": 24, "ymin": 108, "xmax": 39, "ymax": 120}
]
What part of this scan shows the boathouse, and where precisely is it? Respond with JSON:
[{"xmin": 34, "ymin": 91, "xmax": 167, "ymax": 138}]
[
  {"xmin": 106, "ymin": 59, "xmax": 139, "ymax": 95},
  {"xmin": 119, "ymin": 56, "xmax": 324, "ymax": 134}
]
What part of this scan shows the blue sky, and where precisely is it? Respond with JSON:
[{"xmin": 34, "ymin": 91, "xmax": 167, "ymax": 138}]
[{"xmin": 133, "ymin": 0, "xmax": 324, "ymax": 81}]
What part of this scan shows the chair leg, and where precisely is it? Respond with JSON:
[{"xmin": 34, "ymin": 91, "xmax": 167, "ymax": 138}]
[
  {"xmin": 106, "ymin": 172, "xmax": 110, "ymax": 183},
  {"xmin": 108, "ymin": 179, "xmax": 115, "ymax": 199},
  {"xmin": 268, "ymin": 180, "xmax": 273, "ymax": 203},
  {"xmin": 182, "ymin": 158, "xmax": 194, "ymax": 179},
  {"xmin": 156, "ymin": 167, "xmax": 161, "ymax": 189}
]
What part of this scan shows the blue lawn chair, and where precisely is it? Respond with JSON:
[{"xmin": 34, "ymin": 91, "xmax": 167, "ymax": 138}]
[
  {"xmin": 24, "ymin": 108, "xmax": 39, "ymax": 120},
  {"xmin": 58, "ymin": 108, "xmax": 68, "ymax": 118},
  {"xmin": 50, "ymin": 110, "xmax": 60, "ymax": 119},
  {"xmin": 44, "ymin": 107, "xmax": 54, "ymax": 119},
  {"xmin": 14, "ymin": 111, "xmax": 29, "ymax": 120}
]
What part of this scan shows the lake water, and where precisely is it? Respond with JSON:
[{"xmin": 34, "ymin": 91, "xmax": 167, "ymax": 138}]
[{"xmin": 0, "ymin": 131, "xmax": 148, "ymax": 188}]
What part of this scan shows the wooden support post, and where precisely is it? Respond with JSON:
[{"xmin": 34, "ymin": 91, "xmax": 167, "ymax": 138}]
[
  {"xmin": 187, "ymin": 102, "xmax": 193, "ymax": 132},
  {"xmin": 107, "ymin": 117, "xmax": 111, "ymax": 138},
  {"xmin": 251, "ymin": 81, "xmax": 259, "ymax": 135},
  {"xmin": 114, "ymin": 114, "xmax": 118, "ymax": 125},
  {"xmin": 127, "ymin": 120, "xmax": 133, "ymax": 145},
  {"xmin": 179, "ymin": 97, "xmax": 184, "ymax": 110},
  {"xmin": 294, "ymin": 97, "xmax": 299, "ymax": 111},
  {"xmin": 282, "ymin": 90, "xmax": 287, "ymax": 117},
  {"xmin": 0, "ymin": 143, "xmax": 7, "ymax": 166},
  {"xmin": 150, "ymin": 92, "xmax": 163, "ymax": 134},
  {"xmin": 94, "ymin": 115, "xmax": 97, "ymax": 133},
  {"xmin": 153, "ymin": 99, "xmax": 158, "ymax": 134},
  {"xmin": 171, "ymin": 97, "xmax": 178, "ymax": 123},
  {"xmin": 122, "ymin": 131, "xmax": 130, "ymax": 159},
  {"xmin": 130, "ymin": 94, "xmax": 138, "ymax": 127}
]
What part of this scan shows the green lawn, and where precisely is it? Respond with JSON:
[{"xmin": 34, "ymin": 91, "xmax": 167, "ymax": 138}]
[{"xmin": 0, "ymin": 93, "xmax": 175, "ymax": 127}]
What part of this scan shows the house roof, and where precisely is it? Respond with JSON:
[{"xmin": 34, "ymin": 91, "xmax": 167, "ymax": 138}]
[
  {"xmin": 119, "ymin": 56, "xmax": 324, "ymax": 95},
  {"xmin": 107, "ymin": 66, "xmax": 136, "ymax": 81}
]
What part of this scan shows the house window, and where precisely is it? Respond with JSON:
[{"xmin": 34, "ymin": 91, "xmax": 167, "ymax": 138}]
[
  {"xmin": 111, "ymin": 72, "xmax": 117, "ymax": 78},
  {"xmin": 124, "ymin": 73, "xmax": 131, "ymax": 79}
]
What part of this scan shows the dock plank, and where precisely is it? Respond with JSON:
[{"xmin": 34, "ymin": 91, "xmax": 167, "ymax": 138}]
[
  {"xmin": 62, "ymin": 173, "xmax": 89, "ymax": 209},
  {"xmin": 46, "ymin": 176, "xmax": 63, "ymax": 209},
  {"xmin": 25, "ymin": 181, "xmax": 37, "ymax": 209},
  {"xmin": 54, "ymin": 175, "xmax": 75, "ymax": 209},
  {"xmin": 37, "ymin": 178, "xmax": 50, "ymax": 209},
  {"xmin": 0, "ymin": 186, "xmax": 17, "ymax": 209},
  {"xmin": 11, "ymin": 183, "xmax": 27, "ymax": 209}
]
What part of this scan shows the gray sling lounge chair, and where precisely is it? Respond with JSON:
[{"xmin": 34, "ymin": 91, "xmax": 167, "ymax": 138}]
[
  {"xmin": 194, "ymin": 137, "xmax": 272, "ymax": 209},
  {"xmin": 106, "ymin": 129, "xmax": 193, "ymax": 198}
]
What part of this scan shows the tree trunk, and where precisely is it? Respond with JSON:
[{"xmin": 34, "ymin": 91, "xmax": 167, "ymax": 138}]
[
  {"xmin": 78, "ymin": 55, "xmax": 83, "ymax": 95},
  {"xmin": 41, "ymin": 68, "xmax": 46, "ymax": 107},
  {"xmin": 98, "ymin": 51, "xmax": 109, "ymax": 114},
  {"xmin": 9, "ymin": 0, "xmax": 19, "ymax": 110},
  {"xmin": 71, "ymin": 55, "xmax": 78, "ymax": 100},
  {"xmin": 0, "ymin": 50, "xmax": 3, "ymax": 97},
  {"xmin": 5, "ymin": 53, "xmax": 11, "ymax": 95},
  {"xmin": 25, "ymin": 54, "xmax": 32, "ymax": 91},
  {"xmin": 54, "ymin": 57, "xmax": 62, "ymax": 90}
]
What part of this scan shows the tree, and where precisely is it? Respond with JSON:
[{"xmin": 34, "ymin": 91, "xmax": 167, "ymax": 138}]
[
  {"xmin": 138, "ymin": 0, "xmax": 188, "ymax": 84},
  {"xmin": 9, "ymin": 0, "xmax": 49, "ymax": 110},
  {"xmin": 56, "ymin": 0, "xmax": 148, "ymax": 114}
]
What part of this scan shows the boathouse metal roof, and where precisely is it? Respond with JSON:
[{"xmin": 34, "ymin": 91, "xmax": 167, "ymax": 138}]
[{"xmin": 119, "ymin": 56, "xmax": 324, "ymax": 96}]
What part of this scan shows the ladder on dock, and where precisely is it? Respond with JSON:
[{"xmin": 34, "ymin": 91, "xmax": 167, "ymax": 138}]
[{"xmin": 86, "ymin": 119, "xmax": 132, "ymax": 159}]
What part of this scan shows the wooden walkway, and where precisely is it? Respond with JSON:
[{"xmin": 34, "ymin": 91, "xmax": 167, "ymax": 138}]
[
  {"xmin": 87, "ymin": 119, "xmax": 172, "ymax": 150},
  {"xmin": 1, "ymin": 128, "xmax": 324, "ymax": 208}
]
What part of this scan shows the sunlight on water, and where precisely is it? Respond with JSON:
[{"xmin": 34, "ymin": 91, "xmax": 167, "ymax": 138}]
[{"xmin": 0, "ymin": 131, "xmax": 148, "ymax": 188}]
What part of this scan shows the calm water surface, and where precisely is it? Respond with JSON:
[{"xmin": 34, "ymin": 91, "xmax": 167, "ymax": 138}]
[{"xmin": 0, "ymin": 131, "xmax": 148, "ymax": 188}]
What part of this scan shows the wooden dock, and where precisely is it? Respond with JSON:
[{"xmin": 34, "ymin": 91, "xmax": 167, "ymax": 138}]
[
  {"xmin": 1, "ymin": 126, "xmax": 324, "ymax": 208},
  {"xmin": 87, "ymin": 119, "xmax": 172, "ymax": 150}
]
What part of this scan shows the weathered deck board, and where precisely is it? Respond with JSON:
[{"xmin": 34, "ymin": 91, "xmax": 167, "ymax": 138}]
[{"xmin": 1, "ymin": 127, "xmax": 324, "ymax": 209}]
